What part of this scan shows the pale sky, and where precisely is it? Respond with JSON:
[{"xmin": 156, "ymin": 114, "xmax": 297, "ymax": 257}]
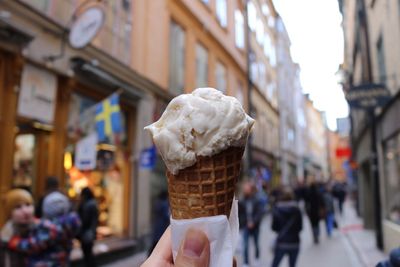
[{"xmin": 273, "ymin": 0, "xmax": 349, "ymax": 130}]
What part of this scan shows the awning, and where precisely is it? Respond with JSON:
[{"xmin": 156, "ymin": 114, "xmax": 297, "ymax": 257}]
[
  {"xmin": 70, "ymin": 57, "xmax": 145, "ymax": 101},
  {"xmin": 0, "ymin": 16, "xmax": 34, "ymax": 50}
]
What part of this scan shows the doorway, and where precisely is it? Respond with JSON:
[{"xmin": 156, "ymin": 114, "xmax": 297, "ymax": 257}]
[{"xmin": 13, "ymin": 122, "xmax": 50, "ymax": 199}]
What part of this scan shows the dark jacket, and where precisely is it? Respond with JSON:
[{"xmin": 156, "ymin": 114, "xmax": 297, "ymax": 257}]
[
  {"xmin": 8, "ymin": 215, "xmax": 81, "ymax": 267},
  {"xmin": 305, "ymin": 185, "xmax": 324, "ymax": 225},
  {"xmin": 239, "ymin": 196, "xmax": 264, "ymax": 229},
  {"xmin": 272, "ymin": 201, "xmax": 302, "ymax": 247},
  {"xmin": 78, "ymin": 198, "xmax": 98, "ymax": 244}
]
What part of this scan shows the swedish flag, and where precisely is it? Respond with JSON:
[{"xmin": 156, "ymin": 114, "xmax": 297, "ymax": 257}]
[{"xmin": 95, "ymin": 93, "xmax": 122, "ymax": 142}]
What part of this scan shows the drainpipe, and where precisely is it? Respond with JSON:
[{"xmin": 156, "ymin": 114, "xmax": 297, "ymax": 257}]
[{"xmin": 245, "ymin": 0, "xmax": 253, "ymax": 177}]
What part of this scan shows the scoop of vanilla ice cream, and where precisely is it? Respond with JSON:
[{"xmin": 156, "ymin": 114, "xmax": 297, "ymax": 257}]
[{"xmin": 144, "ymin": 87, "xmax": 255, "ymax": 174}]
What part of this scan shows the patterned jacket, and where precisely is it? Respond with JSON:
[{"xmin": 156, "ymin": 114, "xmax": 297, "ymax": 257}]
[{"xmin": 8, "ymin": 213, "xmax": 81, "ymax": 267}]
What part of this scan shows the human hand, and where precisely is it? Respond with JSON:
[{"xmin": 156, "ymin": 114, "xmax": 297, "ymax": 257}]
[{"xmin": 141, "ymin": 226, "xmax": 210, "ymax": 267}]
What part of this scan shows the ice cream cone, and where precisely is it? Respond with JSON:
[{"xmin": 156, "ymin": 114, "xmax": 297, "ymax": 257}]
[{"xmin": 167, "ymin": 146, "xmax": 244, "ymax": 220}]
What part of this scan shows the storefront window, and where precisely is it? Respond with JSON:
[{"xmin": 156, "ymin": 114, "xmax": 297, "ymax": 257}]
[
  {"xmin": 65, "ymin": 93, "xmax": 128, "ymax": 238},
  {"xmin": 384, "ymin": 134, "xmax": 400, "ymax": 225},
  {"xmin": 13, "ymin": 134, "xmax": 35, "ymax": 192}
]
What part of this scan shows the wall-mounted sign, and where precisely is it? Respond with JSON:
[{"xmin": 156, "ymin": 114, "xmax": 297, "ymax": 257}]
[
  {"xmin": 140, "ymin": 146, "xmax": 156, "ymax": 170},
  {"xmin": 69, "ymin": 5, "xmax": 105, "ymax": 49},
  {"xmin": 75, "ymin": 132, "xmax": 98, "ymax": 170},
  {"xmin": 345, "ymin": 83, "xmax": 391, "ymax": 109},
  {"xmin": 17, "ymin": 64, "xmax": 57, "ymax": 124}
]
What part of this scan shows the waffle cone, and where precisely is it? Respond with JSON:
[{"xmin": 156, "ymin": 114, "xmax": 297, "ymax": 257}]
[{"xmin": 167, "ymin": 146, "xmax": 244, "ymax": 220}]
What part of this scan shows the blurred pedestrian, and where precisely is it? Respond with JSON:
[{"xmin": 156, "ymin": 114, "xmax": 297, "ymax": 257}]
[
  {"xmin": 239, "ymin": 181, "xmax": 264, "ymax": 267},
  {"xmin": 304, "ymin": 182, "xmax": 324, "ymax": 244},
  {"xmin": 332, "ymin": 181, "xmax": 347, "ymax": 215},
  {"xmin": 148, "ymin": 190, "xmax": 170, "ymax": 255},
  {"xmin": 78, "ymin": 187, "xmax": 99, "ymax": 267},
  {"xmin": 1, "ymin": 188, "xmax": 75, "ymax": 266},
  {"xmin": 322, "ymin": 185, "xmax": 335, "ymax": 238},
  {"xmin": 376, "ymin": 247, "xmax": 400, "ymax": 267},
  {"xmin": 42, "ymin": 191, "xmax": 81, "ymax": 266},
  {"xmin": 35, "ymin": 176, "xmax": 60, "ymax": 218},
  {"xmin": 271, "ymin": 187, "xmax": 302, "ymax": 267}
]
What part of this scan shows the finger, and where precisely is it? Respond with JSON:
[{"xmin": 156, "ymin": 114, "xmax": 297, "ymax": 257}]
[
  {"xmin": 175, "ymin": 228, "xmax": 210, "ymax": 267},
  {"xmin": 150, "ymin": 226, "xmax": 173, "ymax": 262}
]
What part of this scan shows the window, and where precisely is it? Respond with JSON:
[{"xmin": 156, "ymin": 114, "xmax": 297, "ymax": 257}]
[
  {"xmin": 236, "ymin": 81, "xmax": 244, "ymax": 105},
  {"xmin": 268, "ymin": 16, "xmax": 275, "ymax": 28},
  {"xmin": 215, "ymin": 61, "xmax": 227, "ymax": 93},
  {"xmin": 66, "ymin": 93, "xmax": 128, "ymax": 238},
  {"xmin": 235, "ymin": 10, "xmax": 245, "ymax": 49},
  {"xmin": 196, "ymin": 43, "xmax": 208, "ymax": 87},
  {"xmin": 169, "ymin": 21, "xmax": 185, "ymax": 95},
  {"xmin": 377, "ymin": 35, "xmax": 386, "ymax": 83},
  {"xmin": 384, "ymin": 134, "xmax": 400, "ymax": 225},
  {"xmin": 256, "ymin": 17, "xmax": 264, "ymax": 45},
  {"xmin": 270, "ymin": 45, "xmax": 277, "ymax": 67},
  {"xmin": 264, "ymin": 33, "xmax": 273, "ymax": 58},
  {"xmin": 258, "ymin": 62, "xmax": 266, "ymax": 89},
  {"xmin": 262, "ymin": 4, "xmax": 270, "ymax": 16},
  {"xmin": 216, "ymin": 0, "xmax": 227, "ymax": 27},
  {"xmin": 248, "ymin": 2, "xmax": 257, "ymax": 32},
  {"xmin": 250, "ymin": 55, "xmax": 258, "ymax": 83}
]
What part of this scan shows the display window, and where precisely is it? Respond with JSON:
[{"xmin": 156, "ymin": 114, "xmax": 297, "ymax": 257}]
[
  {"xmin": 383, "ymin": 133, "xmax": 400, "ymax": 225},
  {"xmin": 64, "ymin": 93, "xmax": 129, "ymax": 238},
  {"xmin": 13, "ymin": 134, "xmax": 36, "ymax": 192}
]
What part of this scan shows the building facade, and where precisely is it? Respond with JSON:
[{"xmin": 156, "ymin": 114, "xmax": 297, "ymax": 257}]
[
  {"xmin": 339, "ymin": 0, "xmax": 400, "ymax": 252},
  {"xmin": 276, "ymin": 18, "xmax": 307, "ymax": 185},
  {"xmin": 328, "ymin": 130, "xmax": 351, "ymax": 182},
  {"xmin": 0, "ymin": 0, "xmax": 250, "ymax": 259},
  {"xmin": 304, "ymin": 96, "xmax": 329, "ymax": 181},
  {"xmin": 246, "ymin": 0, "xmax": 281, "ymax": 186}
]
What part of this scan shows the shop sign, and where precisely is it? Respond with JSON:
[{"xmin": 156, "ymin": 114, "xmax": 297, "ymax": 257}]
[
  {"xmin": 69, "ymin": 5, "xmax": 105, "ymax": 49},
  {"xmin": 17, "ymin": 64, "xmax": 57, "ymax": 124},
  {"xmin": 345, "ymin": 83, "xmax": 391, "ymax": 109},
  {"xmin": 75, "ymin": 133, "xmax": 98, "ymax": 170},
  {"xmin": 140, "ymin": 146, "xmax": 156, "ymax": 170},
  {"xmin": 335, "ymin": 147, "xmax": 352, "ymax": 158}
]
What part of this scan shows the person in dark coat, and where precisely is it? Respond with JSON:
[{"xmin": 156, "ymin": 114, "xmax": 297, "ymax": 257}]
[
  {"xmin": 304, "ymin": 182, "xmax": 324, "ymax": 244},
  {"xmin": 35, "ymin": 176, "xmax": 59, "ymax": 218},
  {"xmin": 239, "ymin": 181, "xmax": 264, "ymax": 267},
  {"xmin": 271, "ymin": 187, "xmax": 303, "ymax": 267},
  {"xmin": 78, "ymin": 187, "xmax": 99, "ymax": 267},
  {"xmin": 148, "ymin": 191, "xmax": 170, "ymax": 255},
  {"xmin": 332, "ymin": 182, "xmax": 347, "ymax": 215}
]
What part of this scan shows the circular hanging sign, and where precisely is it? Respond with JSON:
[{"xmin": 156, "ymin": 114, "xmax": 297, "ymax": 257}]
[{"xmin": 68, "ymin": 5, "xmax": 105, "ymax": 49}]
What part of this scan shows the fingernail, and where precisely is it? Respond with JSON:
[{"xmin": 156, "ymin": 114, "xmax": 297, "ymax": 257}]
[{"xmin": 183, "ymin": 229, "xmax": 207, "ymax": 258}]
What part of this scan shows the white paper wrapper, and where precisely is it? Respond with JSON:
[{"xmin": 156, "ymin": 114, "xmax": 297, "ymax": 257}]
[{"xmin": 170, "ymin": 199, "xmax": 239, "ymax": 267}]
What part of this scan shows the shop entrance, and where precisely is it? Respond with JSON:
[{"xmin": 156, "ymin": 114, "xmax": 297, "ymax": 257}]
[{"xmin": 13, "ymin": 122, "xmax": 50, "ymax": 199}]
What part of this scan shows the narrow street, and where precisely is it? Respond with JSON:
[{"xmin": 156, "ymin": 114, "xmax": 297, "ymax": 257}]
[{"xmin": 105, "ymin": 201, "xmax": 386, "ymax": 267}]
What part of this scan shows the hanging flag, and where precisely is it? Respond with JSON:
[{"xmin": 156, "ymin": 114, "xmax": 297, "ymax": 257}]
[{"xmin": 95, "ymin": 93, "xmax": 122, "ymax": 142}]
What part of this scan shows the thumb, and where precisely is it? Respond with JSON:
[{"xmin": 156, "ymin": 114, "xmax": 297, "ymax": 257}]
[{"xmin": 175, "ymin": 228, "xmax": 210, "ymax": 267}]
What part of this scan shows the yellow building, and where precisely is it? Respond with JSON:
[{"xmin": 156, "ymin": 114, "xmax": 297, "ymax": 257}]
[
  {"xmin": 304, "ymin": 95, "xmax": 329, "ymax": 181},
  {"xmin": 0, "ymin": 0, "xmax": 250, "ymax": 259}
]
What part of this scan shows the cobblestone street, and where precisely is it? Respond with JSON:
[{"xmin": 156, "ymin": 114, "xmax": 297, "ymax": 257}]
[{"xmin": 105, "ymin": 201, "xmax": 386, "ymax": 267}]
